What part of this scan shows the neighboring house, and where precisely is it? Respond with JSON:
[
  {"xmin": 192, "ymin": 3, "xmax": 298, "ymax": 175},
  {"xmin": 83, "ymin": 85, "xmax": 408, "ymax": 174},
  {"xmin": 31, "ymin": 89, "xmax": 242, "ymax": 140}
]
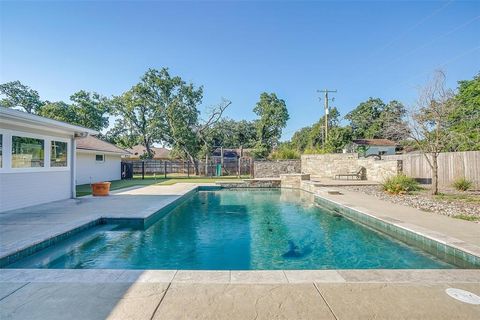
[
  {"xmin": 346, "ymin": 139, "xmax": 398, "ymax": 156},
  {"xmin": 123, "ymin": 145, "xmax": 171, "ymax": 160},
  {"xmin": 0, "ymin": 107, "xmax": 97, "ymax": 212},
  {"xmin": 76, "ymin": 135, "xmax": 130, "ymax": 185}
]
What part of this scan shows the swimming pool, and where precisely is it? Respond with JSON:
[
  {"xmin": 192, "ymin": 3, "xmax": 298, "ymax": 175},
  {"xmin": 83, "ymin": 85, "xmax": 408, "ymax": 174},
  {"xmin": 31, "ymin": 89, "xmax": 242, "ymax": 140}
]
[{"xmin": 6, "ymin": 189, "xmax": 455, "ymax": 270}]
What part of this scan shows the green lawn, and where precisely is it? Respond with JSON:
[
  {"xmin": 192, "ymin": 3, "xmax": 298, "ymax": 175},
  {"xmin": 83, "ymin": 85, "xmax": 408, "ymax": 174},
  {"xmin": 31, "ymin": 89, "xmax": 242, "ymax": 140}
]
[{"xmin": 76, "ymin": 176, "xmax": 246, "ymax": 197}]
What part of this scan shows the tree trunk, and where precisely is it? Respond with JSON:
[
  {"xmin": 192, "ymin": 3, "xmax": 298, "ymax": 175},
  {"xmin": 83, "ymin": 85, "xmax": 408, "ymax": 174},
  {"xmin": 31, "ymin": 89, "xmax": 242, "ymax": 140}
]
[
  {"xmin": 431, "ymin": 154, "xmax": 439, "ymax": 195},
  {"xmin": 143, "ymin": 138, "xmax": 153, "ymax": 159},
  {"xmin": 187, "ymin": 154, "xmax": 200, "ymax": 176}
]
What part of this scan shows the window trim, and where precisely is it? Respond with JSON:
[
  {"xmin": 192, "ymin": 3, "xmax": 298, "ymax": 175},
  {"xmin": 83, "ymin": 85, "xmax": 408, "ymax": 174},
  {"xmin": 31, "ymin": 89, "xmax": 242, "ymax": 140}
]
[
  {"xmin": 11, "ymin": 135, "xmax": 45, "ymax": 169},
  {"xmin": 0, "ymin": 128, "xmax": 71, "ymax": 173},
  {"xmin": 50, "ymin": 140, "xmax": 69, "ymax": 168},
  {"xmin": 95, "ymin": 154, "xmax": 105, "ymax": 163}
]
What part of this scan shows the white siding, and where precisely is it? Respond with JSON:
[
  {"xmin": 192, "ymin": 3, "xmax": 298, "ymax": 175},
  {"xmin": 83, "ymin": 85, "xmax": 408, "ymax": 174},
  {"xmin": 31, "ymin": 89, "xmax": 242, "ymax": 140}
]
[
  {"xmin": 0, "ymin": 127, "xmax": 74, "ymax": 213},
  {"xmin": 76, "ymin": 152, "xmax": 121, "ymax": 185},
  {"xmin": 0, "ymin": 171, "xmax": 71, "ymax": 212}
]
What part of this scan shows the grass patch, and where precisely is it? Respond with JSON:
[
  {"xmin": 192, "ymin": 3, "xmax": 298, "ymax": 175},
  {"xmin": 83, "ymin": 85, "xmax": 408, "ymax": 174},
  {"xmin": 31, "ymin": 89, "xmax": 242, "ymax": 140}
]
[
  {"xmin": 76, "ymin": 176, "xmax": 246, "ymax": 197},
  {"xmin": 435, "ymin": 193, "xmax": 480, "ymax": 204},
  {"xmin": 453, "ymin": 214, "xmax": 480, "ymax": 222}
]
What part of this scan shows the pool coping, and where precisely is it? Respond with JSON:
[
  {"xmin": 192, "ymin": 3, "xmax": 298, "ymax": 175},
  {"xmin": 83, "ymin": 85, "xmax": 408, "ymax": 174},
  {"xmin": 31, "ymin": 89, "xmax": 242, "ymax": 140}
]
[
  {"xmin": 1, "ymin": 268, "xmax": 479, "ymax": 284},
  {"xmin": 1, "ymin": 183, "xmax": 479, "ymax": 270}
]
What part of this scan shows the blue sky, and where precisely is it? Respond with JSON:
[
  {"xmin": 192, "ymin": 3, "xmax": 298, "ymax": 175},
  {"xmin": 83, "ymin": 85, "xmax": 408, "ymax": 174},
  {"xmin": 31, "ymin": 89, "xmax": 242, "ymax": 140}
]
[{"xmin": 1, "ymin": 0, "xmax": 479, "ymax": 140}]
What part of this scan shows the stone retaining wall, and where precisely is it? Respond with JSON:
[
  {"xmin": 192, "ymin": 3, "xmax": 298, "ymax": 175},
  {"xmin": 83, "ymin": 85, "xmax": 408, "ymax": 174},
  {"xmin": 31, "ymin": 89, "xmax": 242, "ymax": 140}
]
[
  {"xmin": 301, "ymin": 153, "xmax": 401, "ymax": 182},
  {"xmin": 280, "ymin": 174, "xmax": 310, "ymax": 189},
  {"xmin": 253, "ymin": 160, "xmax": 301, "ymax": 178},
  {"xmin": 216, "ymin": 179, "xmax": 281, "ymax": 188}
]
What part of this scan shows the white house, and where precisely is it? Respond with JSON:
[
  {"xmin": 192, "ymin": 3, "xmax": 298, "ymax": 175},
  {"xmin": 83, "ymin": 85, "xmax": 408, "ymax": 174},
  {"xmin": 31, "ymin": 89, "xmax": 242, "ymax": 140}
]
[
  {"xmin": 75, "ymin": 135, "xmax": 130, "ymax": 185},
  {"xmin": 344, "ymin": 139, "xmax": 398, "ymax": 156},
  {"xmin": 0, "ymin": 107, "xmax": 97, "ymax": 212}
]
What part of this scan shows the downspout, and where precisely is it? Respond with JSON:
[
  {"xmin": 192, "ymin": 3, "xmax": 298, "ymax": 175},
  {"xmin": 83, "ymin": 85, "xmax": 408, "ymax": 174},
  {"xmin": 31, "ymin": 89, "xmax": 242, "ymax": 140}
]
[{"xmin": 71, "ymin": 136, "xmax": 77, "ymax": 198}]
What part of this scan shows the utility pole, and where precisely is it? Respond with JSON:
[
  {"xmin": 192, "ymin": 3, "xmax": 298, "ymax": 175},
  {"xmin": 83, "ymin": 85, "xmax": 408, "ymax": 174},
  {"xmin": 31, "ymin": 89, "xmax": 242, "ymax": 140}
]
[{"xmin": 317, "ymin": 89, "xmax": 337, "ymax": 144}]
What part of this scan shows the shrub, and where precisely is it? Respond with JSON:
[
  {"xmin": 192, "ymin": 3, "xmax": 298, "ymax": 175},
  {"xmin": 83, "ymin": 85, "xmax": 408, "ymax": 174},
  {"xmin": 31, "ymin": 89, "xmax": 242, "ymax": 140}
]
[
  {"xmin": 250, "ymin": 145, "xmax": 270, "ymax": 159},
  {"xmin": 303, "ymin": 147, "xmax": 328, "ymax": 155},
  {"xmin": 382, "ymin": 174, "xmax": 420, "ymax": 195},
  {"xmin": 452, "ymin": 177, "xmax": 473, "ymax": 191},
  {"xmin": 269, "ymin": 147, "xmax": 300, "ymax": 160}
]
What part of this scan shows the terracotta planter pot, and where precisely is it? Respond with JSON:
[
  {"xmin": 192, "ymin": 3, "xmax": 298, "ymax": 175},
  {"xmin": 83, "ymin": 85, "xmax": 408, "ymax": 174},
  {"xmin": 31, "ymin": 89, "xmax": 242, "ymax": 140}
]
[{"xmin": 91, "ymin": 182, "xmax": 111, "ymax": 196}]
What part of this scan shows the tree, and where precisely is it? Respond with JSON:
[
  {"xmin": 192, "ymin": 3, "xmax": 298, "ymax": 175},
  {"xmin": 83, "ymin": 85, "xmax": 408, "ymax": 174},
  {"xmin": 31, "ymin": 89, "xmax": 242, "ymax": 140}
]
[
  {"xmin": 110, "ymin": 85, "xmax": 160, "ymax": 159},
  {"xmin": 308, "ymin": 107, "xmax": 341, "ymax": 149},
  {"xmin": 37, "ymin": 101, "xmax": 77, "ymax": 123},
  {"xmin": 136, "ymin": 68, "xmax": 205, "ymax": 167},
  {"xmin": 406, "ymin": 71, "xmax": 458, "ymax": 195},
  {"xmin": 165, "ymin": 98, "xmax": 231, "ymax": 174},
  {"xmin": 346, "ymin": 98, "xmax": 408, "ymax": 142},
  {"xmin": 38, "ymin": 91, "xmax": 110, "ymax": 131},
  {"xmin": 69, "ymin": 91, "xmax": 110, "ymax": 131},
  {"xmin": 0, "ymin": 80, "xmax": 44, "ymax": 113},
  {"xmin": 345, "ymin": 98, "xmax": 385, "ymax": 139},
  {"xmin": 290, "ymin": 126, "xmax": 312, "ymax": 152},
  {"xmin": 103, "ymin": 118, "xmax": 140, "ymax": 149},
  {"xmin": 253, "ymin": 92, "xmax": 289, "ymax": 157},
  {"xmin": 379, "ymin": 100, "xmax": 409, "ymax": 142},
  {"xmin": 449, "ymin": 73, "xmax": 480, "ymax": 151},
  {"xmin": 324, "ymin": 126, "xmax": 353, "ymax": 153},
  {"xmin": 126, "ymin": 68, "xmax": 231, "ymax": 172},
  {"xmin": 210, "ymin": 119, "xmax": 257, "ymax": 148}
]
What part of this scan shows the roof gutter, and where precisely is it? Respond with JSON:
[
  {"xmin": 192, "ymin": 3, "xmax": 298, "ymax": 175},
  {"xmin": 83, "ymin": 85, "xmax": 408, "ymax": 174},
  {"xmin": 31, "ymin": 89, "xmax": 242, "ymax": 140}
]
[{"xmin": 0, "ymin": 107, "xmax": 98, "ymax": 136}]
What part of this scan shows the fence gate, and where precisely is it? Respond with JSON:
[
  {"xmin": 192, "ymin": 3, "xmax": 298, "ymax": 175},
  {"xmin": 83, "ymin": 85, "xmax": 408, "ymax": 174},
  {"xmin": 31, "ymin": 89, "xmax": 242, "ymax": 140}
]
[{"xmin": 121, "ymin": 162, "xmax": 133, "ymax": 179}]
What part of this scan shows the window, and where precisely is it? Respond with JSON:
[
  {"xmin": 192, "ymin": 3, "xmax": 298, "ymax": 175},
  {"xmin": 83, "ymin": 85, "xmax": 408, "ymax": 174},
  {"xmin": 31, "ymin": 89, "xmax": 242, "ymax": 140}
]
[
  {"xmin": 95, "ymin": 154, "xmax": 105, "ymax": 162},
  {"xmin": 0, "ymin": 134, "xmax": 2, "ymax": 168},
  {"xmin": 51, "ymin": 141, "xmax": 68, "ymax": 167},
  {"xmin": 12, "ymin": 136, "xmax": 45, "ymax": 168}
]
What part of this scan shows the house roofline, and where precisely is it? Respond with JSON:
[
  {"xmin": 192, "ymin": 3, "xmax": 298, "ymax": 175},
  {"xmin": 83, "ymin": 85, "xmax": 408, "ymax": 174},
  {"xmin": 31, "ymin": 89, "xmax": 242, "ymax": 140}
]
[
  {"xmin": 76, "ymin": 148, "xmax": 130, "ymax": 155},
  {"xmin": 0, "ymin": 107, "xmax": 98, "ymax": 136}
]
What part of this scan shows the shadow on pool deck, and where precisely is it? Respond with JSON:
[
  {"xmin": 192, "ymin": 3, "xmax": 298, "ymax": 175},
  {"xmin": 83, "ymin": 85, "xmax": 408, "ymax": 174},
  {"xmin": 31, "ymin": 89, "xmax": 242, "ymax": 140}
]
[{"xmin": 1, "ymin": 269, "xmax": 480, "ymax": 319}]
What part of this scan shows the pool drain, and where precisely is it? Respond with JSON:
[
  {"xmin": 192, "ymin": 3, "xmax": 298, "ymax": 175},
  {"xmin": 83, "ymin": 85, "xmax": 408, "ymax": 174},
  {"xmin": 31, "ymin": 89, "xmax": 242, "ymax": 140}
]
[{"xmin": 445, "ymin": 288, "xmax": 480, "ymax": 305}]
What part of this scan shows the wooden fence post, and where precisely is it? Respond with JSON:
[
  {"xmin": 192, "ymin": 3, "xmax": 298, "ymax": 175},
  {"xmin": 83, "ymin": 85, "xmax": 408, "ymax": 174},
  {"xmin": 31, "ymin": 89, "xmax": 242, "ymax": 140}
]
[{"xmin": 142, "ymin": 161, "xmax": 145, "ymax": 180}]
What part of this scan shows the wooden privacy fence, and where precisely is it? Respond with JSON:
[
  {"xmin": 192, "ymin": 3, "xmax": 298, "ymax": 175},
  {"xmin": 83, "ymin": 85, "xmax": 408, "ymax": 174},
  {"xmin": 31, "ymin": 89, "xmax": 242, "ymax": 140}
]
[
  {"xmin": 382, "ymin": 151, "xmax": 480, "ymax": 188},
  {"xmin": 122, "ymin": 158, "xmax": 252, "ymax": 177}
]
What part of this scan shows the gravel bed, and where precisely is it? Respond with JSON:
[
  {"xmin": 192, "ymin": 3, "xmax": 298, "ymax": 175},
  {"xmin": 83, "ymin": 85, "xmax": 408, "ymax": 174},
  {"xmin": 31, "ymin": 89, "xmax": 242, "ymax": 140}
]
[{"xmin": 339, "ymin": 185, "xmax": 480, "ymax": 221}]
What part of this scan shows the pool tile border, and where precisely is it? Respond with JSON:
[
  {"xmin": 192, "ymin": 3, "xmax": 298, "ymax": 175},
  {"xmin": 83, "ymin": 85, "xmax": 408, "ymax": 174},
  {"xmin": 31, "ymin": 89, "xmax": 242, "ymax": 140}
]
[
  {"xmin": 313, "ymin": 194, "xmax": 480, "ymax": 268},
  {"xmin": 0, "ymin": 219, "xmax": 103, "ymax": 268}
]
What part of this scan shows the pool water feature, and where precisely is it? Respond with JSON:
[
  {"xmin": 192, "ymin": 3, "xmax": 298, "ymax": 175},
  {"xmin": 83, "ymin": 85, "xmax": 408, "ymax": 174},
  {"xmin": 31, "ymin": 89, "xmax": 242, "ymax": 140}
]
[{"xmin": 7, "ymin": 189, "xmax": 455, "ymax": 270}]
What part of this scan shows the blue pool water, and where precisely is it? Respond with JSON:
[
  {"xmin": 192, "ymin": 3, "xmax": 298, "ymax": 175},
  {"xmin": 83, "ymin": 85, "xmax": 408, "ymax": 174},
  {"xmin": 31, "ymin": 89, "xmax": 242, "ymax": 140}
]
[{"xmin": 8, "ymin": 189, "xmax": 454, "ymax": 269}]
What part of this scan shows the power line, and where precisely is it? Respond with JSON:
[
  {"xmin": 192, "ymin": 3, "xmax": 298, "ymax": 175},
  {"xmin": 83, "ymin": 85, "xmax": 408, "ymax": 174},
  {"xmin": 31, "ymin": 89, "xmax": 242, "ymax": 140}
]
[{"xmin": 368, "ymin": 0, "xmax": 454, "ymax": 58}]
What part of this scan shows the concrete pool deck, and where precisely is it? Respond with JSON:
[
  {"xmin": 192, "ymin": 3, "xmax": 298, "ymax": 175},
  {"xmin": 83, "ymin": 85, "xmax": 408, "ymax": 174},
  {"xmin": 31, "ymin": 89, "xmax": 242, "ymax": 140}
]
[
  {"xmin": 1, "ymin": 269, "xmax": 479, "ymax": 319},
  {"xmin": 1, "ymin": 183, "xmax": 480, "ymax": 319}
]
